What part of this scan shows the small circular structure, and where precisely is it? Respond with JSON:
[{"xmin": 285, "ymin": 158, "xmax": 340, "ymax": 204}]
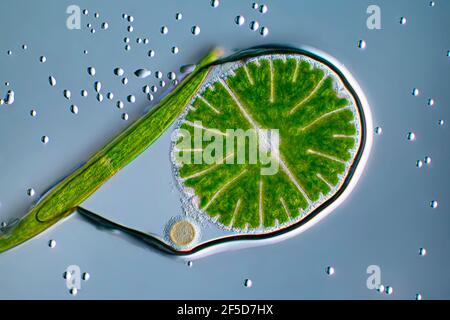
[
  {"xmin": 48, "ymin": 239, "xmax": 56, "ymax": 248},
  {"xmin": 419, "ymin": 247, "xmax": 427, "ymax": 256},
  {"xmin": 385, "ymin": 286, "xmax": 394, "ymax": 295},
  {"xmin": 235, "ymin": 15, "xmax": 245, "ymax": 26},
  {"xmin": 191, "ymin": 25, "xmax": 201, "ymax": 35},
  {"xmin": 165, "ymin": 217, "xmax": 200, "ymax": 249},
  {"xmin": 407, "ymin": 132, "xmax": 416, "ymax": 141},
  {"xmin": 170, "ymin": 221, "xmax": 196, "ymax": 246},
  {"xmin": 326, "ymin": 266, "xmax": 335, "ymax": 276},
  {"xmin": 358, "ymin": 40, "xmax": 367, "ymax": 49}
]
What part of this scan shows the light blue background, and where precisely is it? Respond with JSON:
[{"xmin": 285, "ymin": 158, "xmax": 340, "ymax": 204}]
[{"xmin": 0, "ymin": 0, "xmax": 449, "ymax": 299}]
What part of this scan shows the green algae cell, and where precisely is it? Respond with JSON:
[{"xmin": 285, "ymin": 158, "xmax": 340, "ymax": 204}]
[{"xmin": 173, "ymin": 53, "xmax": 363, "ymax": 231}]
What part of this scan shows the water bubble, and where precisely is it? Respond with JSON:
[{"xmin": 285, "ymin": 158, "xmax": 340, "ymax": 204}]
[
  {"xmin": 191, "ymin": 25, "xmax": 201, "ymax": 35},
  {"xmin": 40, "ymin": 56, "xmax": 47, "ymax": 63},
  {"xmin": 187, "ymin": 261, "xmax": 193, "ymax": 267},
  {"xmin": 168, "ymin": 72, "xmax": 176, "ymax": 80},
  {"xmin": 101, "ymin": 22, "xmax": 109, "ymax": 30},
  {"xmin": 235, "ymin": 15, "xmax": 245, "ymax": 26},
  {"xmin": 97, "ymin": 93, "xmax": 103, "ymax": 102},
  {"xmin": 250, "ymin": 20, "xmax": 259, "ymax": 31},
  {"xmin": 400, "ymin": 17, "xmax": 407, "ymax": 25},
  {"xmin": 155, "ymin": 71, "xmax": 163, "ymax": 79},
  {"xmin": 69, "ymin": 288, "xmax": 78, "ymax": 296},
  {"xmin": 83, "ymin": 50, "xmax": 88, "ymax": 55},
  {"xmin": 148, "ymin": 50, "xmax": 155, "ymax": 57},
  {"xmin": 438, "ymin": 120, "xmax": 444, "ymax": 126},
  {"xmin": 429, "ymin": 1, "xmax": 435, "ymax": 7},
  {"xmin": 128, "ymin": 15, "xmax": 134, "ymax": 22},
  {"xmin": 94, "ymin": 81, "xmax": 102, "ymax": 92},
  {"xmin": 211, "ymin": 0, "xmax": 220, "ymax": 8},
  {"xmin": 81, "ymin": 90, "xmax": 88, "ymax": 97},
  {"xmin": 151, "ymin": 85, "xmax": 158, "ymax": 93},
  {"xmin": 415, "ymin": 293, "xmax": 423, "ymax": 300},
  {"xmin": 385, "ymin": 286, "xmax": 394, "ymax": 295},
  {"xmin": 259, "ymin": 4, "xmax": 268, "ymax": 14},
  {"xmin": 127, "ymin": 25, "xmax": 134, "ymax": 32},
  {"xmin": 117, "ymin": 101, "xmax": 124, "ymax": 109},
  {"xmin": 412, "ymin": 88, "xmax": 420, "ymax": 96},
  {"xmin": 160, "ymin": 80, "xmax": 166, "ymax": 88},
  {"xmin": 427, "ymin": 98, "xmax": 435, "ymax": 107},
  {"xmin": 244, "ymin": 279, "xmax": 253, "ymax": 288},
  {"xmin": 5, "ymin": 90, "xmax": 14, "ymax": 105},
  {"xmin": 147, "ymin": 93, "xmax": 154, "ymax": 101},
  {"xmin": 49, "ymin": 76, "xmax": 56, "ymax": 87},
  {"xmin": 175, "ymin": 12, "xmax": 183, "ymax": 20},
  {"xmin": 377, "ymin": 284, "xmax": 385, "ymax": 293},
  {"xmin": 127, "ymin": 95, "xmax": 136, "ymax": 103},
  {"xmin": 63, "ymin": 90, "xmax": 71, "ymax": 100},
  {"xmin": 374, "ymin": 126, "xmax": 383, "ymax": 135},
  {"xmin": 83, "ymin": 9, "xmax": 88, "ymax": 15},
  {"xmin": 90, "ymin": 29, "xmax": 96, "ymax": 34},
  {"xmin": 407, "ymin": 132, "xmax": 416, "ymax": 141},
  {"xmin": 122, "ymin": 77, "xmax": 128, "ymax": 85},
  {"xmin": 122, "ymin": 113, "xmax": 129, "ymax": 121},
  {"xmin": 48, "ymin": 239, "xmax": 56, "ymax": 248},
  {"xmin": 94, "ymin": 12, "xmax": 99, "ymax": 18},
  {"xmin": 134, "ymin": 68, "xmax": 151, "ymax": 79},
  {"xmin": 143, "ymin": 38, "xmax": 149, "ymax": 44},
  {"xmin": 326, "ymin": 266, "xmax": 335, "ymax": 276},
  {"xmin": 124, "ymin": 37, "xmax": 130, "ymax": 43},
  {"xmin": 27, "ymin": 188, "xmax": 35, "ymax": 197},
  {"xmin": 22, "ymin": 44, "xmax": 28, "ymax": 50},
  {"xmin": 87, "ymin": 67, "xmax": 96, "ymax": 76},
  {"xmin": 70, "ymin": 105, "xmax": 78, "ymax": 114},
  {"xmin": 63, "ymin": 271, "xmax": 72, "ymax": 280},
  {"xmin": 424, "ymin": 156, "xmax": 431, "ymax": 165},
  {"xmin": 30, "ymin": 109, "xmax": 37, "ymax": 117},
  {"xmin": 136, "ymin": 38, "xmax": 142, "ymax": 44},
  {"xmin": 7, "ymin": 50, "xmax": 12, "ymax": 55},
  {"xmin": 252, "ymin": 2, "xmax": 259, "ymax": 10},
  {"xmin": 430, "ymin": 200, "xmax": 438, "ymax": 209},
  {"xmin": 171, "ymin": 46, "xmax": 179, "ymax": 54},
  {"xmin": 82, "ymin": 272, "xmax": 90, "ymax": 281},
  {"xmin": 122, "ymin": 13, "xmax": 128, "ymax": 19},
  {"xmin": 260, "ymin": 26, "xmax": 269, "ymax": 37},
  {"xmin": 114, "ymin": 67, "xmax": 124, "ymax": 76},
  {"xmin": 87, "ymin": 23, "xmax": 92, "ymax": 28},
  {"xmin": 143, "ymin": 85, "xmax": 150, "ymax": 94},
  {"xmin": 125, "ymin": 44, "xmax": 131, "ymax": 51},
  {"xmin": 41, "ymin": 136, "xmax": 49, "ymax": 144},
  {"xmin": 107, "ymin": 92, "xmax": 114, "ymax": 100},
  {"xmin": 416, "ymin": 160, "xmax": 423, "ymax": 168},
  {"xmin": 161, "ymin": 26, "xmax": 169, "ymax": 34},
  {"xmin": 419, "ymin": 247, "xmax": 427, "ymax": 256},
  {"xmin": 358, "ymin": 40, "xmax": 367, "ymax": 49}
]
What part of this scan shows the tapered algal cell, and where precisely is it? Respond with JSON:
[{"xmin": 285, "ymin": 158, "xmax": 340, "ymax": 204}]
[{"xmin": 172, "ymin": 53, "xmax": 364, "ymax": 232}]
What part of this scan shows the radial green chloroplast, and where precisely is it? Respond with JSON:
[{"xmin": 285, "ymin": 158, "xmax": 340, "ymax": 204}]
[{"xmin": 173, "ymin": 54, "xmax": 363, "ymax": 232}]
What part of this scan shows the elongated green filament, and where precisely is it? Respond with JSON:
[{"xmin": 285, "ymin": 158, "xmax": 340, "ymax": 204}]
[{"xmin": 0, "ymin": 48, "xmax": 223, "ymax": 253}]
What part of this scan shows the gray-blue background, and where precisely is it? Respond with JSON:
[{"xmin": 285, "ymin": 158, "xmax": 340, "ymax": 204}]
[{"xmin": 0, "ymin": 0, "xmax": 449, "ymax": 299}]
